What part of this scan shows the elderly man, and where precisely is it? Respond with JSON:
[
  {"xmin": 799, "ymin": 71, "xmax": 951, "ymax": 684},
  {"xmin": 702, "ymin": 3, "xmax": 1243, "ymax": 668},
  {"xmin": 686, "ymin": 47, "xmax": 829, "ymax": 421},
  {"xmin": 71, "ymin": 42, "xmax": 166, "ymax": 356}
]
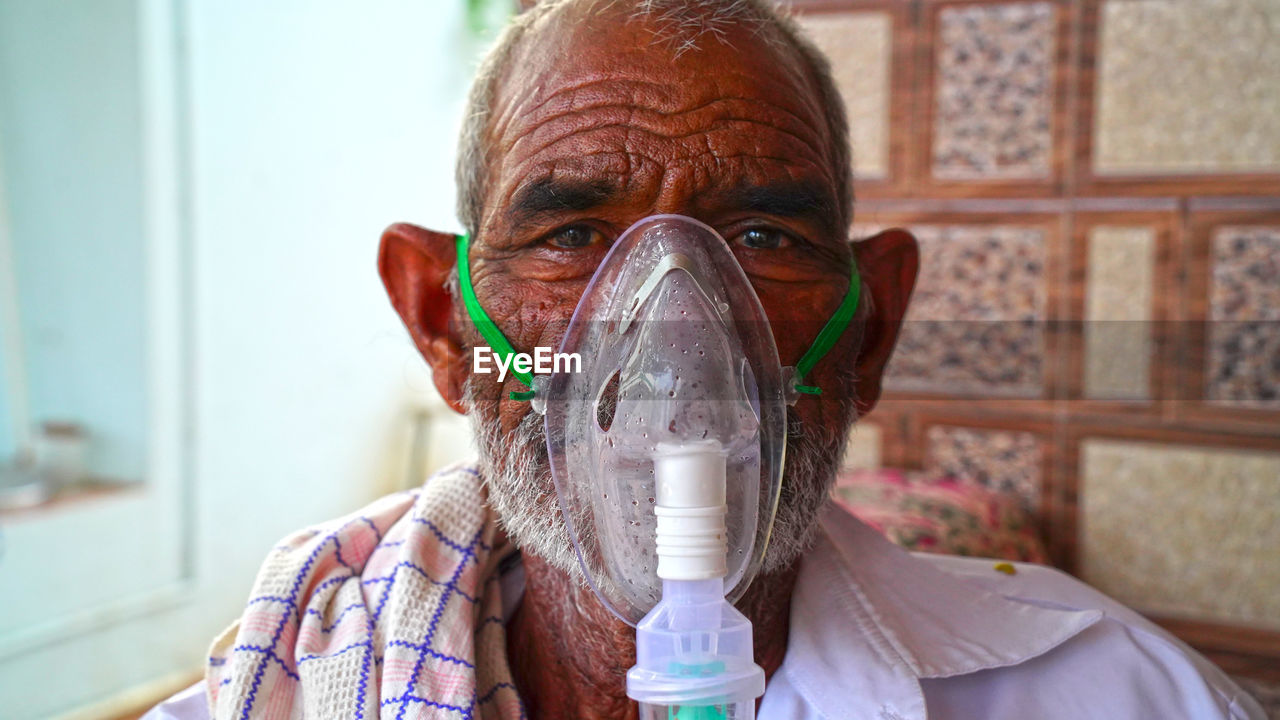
[{"xmin": 148, "ymin": 1, "xmax": 1263, "ymax": 718}]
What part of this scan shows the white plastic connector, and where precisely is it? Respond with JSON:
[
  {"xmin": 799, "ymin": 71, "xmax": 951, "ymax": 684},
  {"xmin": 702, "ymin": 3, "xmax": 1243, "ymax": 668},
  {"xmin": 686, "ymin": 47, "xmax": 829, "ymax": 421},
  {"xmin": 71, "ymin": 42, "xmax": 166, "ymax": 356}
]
[
  {"xmin": 629, "ymin": 443, "xmax": 765, "ymax": 716},
  {"xmin": 654, "ymin": 443, "xmax": 728, "ymax": 580}
]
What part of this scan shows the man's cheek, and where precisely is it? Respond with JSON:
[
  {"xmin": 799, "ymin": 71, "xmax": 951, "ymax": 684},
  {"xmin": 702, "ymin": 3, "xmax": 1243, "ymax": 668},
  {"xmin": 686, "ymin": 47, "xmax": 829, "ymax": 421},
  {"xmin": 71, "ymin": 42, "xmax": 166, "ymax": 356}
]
[
  {"xmin": 758, "ymin": 284, "xmax": 844, "ymax": 361},
  {"xmin": 496, "ymin": 274, "xmax": 578, "ymax": 343}
]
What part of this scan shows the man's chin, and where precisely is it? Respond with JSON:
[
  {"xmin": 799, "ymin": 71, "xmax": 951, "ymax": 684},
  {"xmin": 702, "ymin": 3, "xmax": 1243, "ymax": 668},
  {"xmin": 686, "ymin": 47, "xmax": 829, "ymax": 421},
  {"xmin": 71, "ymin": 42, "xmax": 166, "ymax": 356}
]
[{"xmin": 465, "ymin": 380, "xmax": 853, "ymax": 591}]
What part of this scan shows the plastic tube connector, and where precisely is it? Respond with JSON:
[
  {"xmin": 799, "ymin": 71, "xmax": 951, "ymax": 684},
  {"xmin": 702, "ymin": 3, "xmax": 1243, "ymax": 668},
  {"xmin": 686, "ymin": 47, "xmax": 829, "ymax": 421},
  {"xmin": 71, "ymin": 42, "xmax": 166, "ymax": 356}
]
[
  {"xmin": 654, "ymin": 444, "xmax": 729, "ymax": 580},
  {"xmin": 629, "ymin": 444, "xmax": 766, "ymax": 717}
]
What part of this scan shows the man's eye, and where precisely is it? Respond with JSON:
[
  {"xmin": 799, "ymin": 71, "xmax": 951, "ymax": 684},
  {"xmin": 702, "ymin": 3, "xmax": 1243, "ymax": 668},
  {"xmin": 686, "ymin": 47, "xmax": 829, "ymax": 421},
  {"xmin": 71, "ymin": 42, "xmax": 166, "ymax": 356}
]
[
  {"xmin": 735, "ymin": 228, "xmax": 790, "ymax": 250},
  {"xmin": 547, "ymin": 225, "xmax": 601, "ymax": 249}
]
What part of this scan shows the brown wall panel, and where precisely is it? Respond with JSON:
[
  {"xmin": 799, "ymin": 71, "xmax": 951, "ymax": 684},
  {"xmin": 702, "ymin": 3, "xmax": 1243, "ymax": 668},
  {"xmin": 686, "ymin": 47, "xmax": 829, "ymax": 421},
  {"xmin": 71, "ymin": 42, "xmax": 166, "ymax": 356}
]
[
  {"xmin": 1074, "ymin": 0, "xmax": 1280, "ymax": 197},
  {"xmin": 912, "ymin": 0, "xmax": 1075, "ymax": 198},
  {"xmin": 796, "ymin": 0, "xmax": 1280, "ymax": 678}
]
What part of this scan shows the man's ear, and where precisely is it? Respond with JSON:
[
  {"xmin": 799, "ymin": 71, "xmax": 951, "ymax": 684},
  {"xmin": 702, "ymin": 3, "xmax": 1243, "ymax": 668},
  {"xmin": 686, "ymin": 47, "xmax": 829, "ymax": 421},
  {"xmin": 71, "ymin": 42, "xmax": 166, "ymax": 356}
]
[
  {"xmin": 378, "ymin": 223, "xmax": 469, "ymax": 414},
  {"xmin": 850, "ymin": 228, "xmax": 919, "ymax": 416}
]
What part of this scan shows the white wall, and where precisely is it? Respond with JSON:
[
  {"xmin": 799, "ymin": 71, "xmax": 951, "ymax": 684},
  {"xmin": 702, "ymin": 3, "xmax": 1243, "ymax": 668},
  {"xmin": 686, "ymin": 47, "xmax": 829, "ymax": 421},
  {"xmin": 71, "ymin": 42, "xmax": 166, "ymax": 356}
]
[
  {"xmin": 0, "ymin": 0, "xmax": 148, "ymax": 480},
  {"xmin": 185, "ymin": 0, "xmax": 478, "ymax": 586},
  {"xmin": 0, "ymin": 1, "xmax": 481, "ymax": 716}
]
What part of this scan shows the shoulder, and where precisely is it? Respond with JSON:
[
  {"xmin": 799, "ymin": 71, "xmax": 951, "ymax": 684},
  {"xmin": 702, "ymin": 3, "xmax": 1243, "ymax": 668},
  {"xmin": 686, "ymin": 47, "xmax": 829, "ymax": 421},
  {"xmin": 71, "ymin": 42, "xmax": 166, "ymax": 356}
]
[
  {"xmin": 917, "ymin": 554, "xmax": 1266, "ymax": 720},
  {"xmin": 920, "ymin": 554, "xmax": 1156, "ymax": 628}
]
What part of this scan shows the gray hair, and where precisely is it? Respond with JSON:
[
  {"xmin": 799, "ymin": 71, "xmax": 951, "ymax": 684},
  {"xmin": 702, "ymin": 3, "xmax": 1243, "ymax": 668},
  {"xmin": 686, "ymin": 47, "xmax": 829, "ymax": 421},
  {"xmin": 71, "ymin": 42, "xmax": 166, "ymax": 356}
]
[{"xmin": 454, "ymin": 0, "xmax": 853, "ymax": 238}]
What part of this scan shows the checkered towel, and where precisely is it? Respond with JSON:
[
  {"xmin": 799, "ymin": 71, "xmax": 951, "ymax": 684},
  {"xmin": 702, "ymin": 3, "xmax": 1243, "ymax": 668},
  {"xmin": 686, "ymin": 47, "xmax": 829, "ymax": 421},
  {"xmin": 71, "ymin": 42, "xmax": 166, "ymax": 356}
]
[{"xmin": 206, "ymin": 462, "xmax": 524, "ymax": 719}]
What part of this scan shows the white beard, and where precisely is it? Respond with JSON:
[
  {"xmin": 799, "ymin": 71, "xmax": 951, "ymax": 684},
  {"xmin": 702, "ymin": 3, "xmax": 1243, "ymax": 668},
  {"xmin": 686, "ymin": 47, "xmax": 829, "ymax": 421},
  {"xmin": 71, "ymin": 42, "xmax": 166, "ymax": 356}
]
[{"xmin": 465, "ymin": 375, "xmax": 856, "ymax": 580}]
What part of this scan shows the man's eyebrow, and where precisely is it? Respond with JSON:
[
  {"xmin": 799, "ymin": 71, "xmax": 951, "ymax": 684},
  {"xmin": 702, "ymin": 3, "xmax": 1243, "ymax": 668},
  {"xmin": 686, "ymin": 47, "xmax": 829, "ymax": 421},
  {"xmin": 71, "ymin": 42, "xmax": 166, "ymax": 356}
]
[
  {"xmin": 715, "ymin": 181, "xmax": 837, "ymax": 222},
  {"xmin": 506, "ymin": 177, "xmax": 619, "ymax": 225}
]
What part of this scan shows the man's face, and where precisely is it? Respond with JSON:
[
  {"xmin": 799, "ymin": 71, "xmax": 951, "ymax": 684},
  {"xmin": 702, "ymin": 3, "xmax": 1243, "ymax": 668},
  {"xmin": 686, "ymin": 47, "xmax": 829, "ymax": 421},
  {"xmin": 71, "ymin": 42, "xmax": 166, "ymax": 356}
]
[{"xmin": 459, "ymin": 7, "xmax": 860, "ymax": 576}]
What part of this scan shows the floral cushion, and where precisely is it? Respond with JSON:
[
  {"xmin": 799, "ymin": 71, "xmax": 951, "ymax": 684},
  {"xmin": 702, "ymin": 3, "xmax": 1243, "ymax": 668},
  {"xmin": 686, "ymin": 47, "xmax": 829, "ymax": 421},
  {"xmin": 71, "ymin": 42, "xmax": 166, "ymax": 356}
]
[{"xmin": 832, "ymin": 468, "xmax": 1050, "ymax": 563}]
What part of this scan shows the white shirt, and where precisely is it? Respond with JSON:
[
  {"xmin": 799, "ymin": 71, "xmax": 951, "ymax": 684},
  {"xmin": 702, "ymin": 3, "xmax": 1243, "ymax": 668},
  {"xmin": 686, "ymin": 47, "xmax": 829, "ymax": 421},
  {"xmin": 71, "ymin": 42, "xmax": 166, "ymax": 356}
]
[{"xmin": 146, "ymin": 504, "xmax": 1265, "ymax": 719}]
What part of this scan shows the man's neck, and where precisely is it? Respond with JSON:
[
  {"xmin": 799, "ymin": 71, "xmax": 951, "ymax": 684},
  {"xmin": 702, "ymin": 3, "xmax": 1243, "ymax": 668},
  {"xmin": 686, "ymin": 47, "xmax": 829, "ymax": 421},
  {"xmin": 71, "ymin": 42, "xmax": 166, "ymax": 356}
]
[{"xmin": 506, "ymin": 553, "xmax": 798, "ymax": 720}]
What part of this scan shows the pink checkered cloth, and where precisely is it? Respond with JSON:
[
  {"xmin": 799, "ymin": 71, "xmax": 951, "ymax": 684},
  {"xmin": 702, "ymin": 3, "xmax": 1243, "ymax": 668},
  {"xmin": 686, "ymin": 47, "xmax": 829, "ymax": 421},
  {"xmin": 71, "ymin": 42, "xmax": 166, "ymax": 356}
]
[{"xmin": 205, "ymin": 462, "xmax": 524, "ymax": 719}]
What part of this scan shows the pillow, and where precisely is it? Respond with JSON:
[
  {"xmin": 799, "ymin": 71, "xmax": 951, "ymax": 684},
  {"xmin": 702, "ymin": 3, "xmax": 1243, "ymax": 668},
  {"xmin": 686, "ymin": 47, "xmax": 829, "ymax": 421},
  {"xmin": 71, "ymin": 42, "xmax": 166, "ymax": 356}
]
[{"xmin": 832, "ymin": 468, "xmax": 1050, "ymax": 564}]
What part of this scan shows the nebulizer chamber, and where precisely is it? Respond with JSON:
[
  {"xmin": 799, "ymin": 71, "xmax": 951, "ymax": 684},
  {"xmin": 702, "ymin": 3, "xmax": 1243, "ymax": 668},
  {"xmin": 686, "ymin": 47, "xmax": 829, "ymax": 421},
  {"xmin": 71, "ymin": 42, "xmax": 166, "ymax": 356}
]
[
  {"xmin": 543, "ymin": 216, "xmax": 787, "ymax": 719},
  {"xmin": 631, "ymin": 443, "xmax": 762, "ymax": 720}
]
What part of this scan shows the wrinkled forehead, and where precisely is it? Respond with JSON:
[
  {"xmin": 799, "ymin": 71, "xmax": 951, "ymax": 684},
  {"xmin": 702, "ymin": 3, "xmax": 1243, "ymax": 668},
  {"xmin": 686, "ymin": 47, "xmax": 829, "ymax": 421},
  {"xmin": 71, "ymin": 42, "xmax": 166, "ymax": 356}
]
[{"xmin": 482, "ymin": 5, "xmax": 839, "ymax": 225}]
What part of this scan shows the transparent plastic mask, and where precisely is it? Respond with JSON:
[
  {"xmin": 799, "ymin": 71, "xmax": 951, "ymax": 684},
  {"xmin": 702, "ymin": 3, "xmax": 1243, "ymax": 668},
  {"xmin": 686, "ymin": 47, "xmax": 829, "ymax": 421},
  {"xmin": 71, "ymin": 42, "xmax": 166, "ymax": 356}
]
[{"xmin": 543, "ymin": 215, "xmax": 787, "ymax": 625}]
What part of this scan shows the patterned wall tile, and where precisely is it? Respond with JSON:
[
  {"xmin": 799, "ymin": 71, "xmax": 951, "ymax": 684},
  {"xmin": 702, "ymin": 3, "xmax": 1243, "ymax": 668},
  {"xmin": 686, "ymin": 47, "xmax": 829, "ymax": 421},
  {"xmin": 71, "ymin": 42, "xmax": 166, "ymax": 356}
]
[
  {"xmin": 1081, "ymin": 440, "xmax": 1280, "ymax": 629},
  {"xmin": 933, "ymin": 2, "xmax": 1056, "ymax": 179},
  {"xmin": 1085, "ymin": 226, "xmax": 1156, "ymax": 400},
  {"xmin": 1094, "ymin": 0, "xmax": 1280, "ymax": 175},
  {"xmin": 1207, "ymin": 227, "xmax": 1280, "ymax": 407},
  {"xmin": 925, "ymin": 425, "xmax": 1043, "ymax": 508},
  {"xmin": 887, "ymin": 225, "xmax": 1048, "ymax": 396},
  {"xmin": 798, "ymin": 11, "xmax": 892, "ymax": 180},
  {"xmin": 843, "ymin": 421, "xmax": 883, "ymax": 471}
]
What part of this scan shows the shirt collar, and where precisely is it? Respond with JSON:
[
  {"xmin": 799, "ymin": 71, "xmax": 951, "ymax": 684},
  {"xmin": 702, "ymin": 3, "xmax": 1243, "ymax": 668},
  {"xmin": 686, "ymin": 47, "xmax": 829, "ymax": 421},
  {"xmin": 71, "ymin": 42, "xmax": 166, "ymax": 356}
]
[{"xmin": 781, "ymin": 504, "xmax": 1102, "ymax": 719}]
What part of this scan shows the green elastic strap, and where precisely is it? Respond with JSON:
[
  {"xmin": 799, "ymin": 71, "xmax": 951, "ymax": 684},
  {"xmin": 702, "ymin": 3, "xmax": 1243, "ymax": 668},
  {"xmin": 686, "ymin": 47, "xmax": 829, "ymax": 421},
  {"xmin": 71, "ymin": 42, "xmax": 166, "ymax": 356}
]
[
  {"xmin": 456, "ymin": 234, "xmax": 536, "ymax": 401},
  {"xmin": 791, "ymin": 259, "xmax": 861, "ymax": 396}
]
